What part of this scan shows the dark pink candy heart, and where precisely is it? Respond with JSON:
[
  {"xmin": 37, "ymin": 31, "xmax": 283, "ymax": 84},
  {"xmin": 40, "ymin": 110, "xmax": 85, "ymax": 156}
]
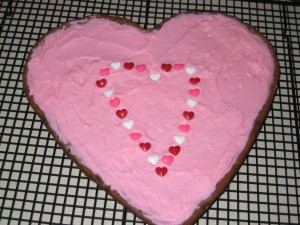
[
  {"xmin": 130, "ymin": 132, "xmax": 142, "ymax": 141},
  {"xmin": 109, "ymin": 97, "xmax": 120, "ymax": 107},
  {"xmin": 189, "ymin": 88, "xmax": 200, "ymax": 97},
  {"xmin": 179, "ymin": 124, "xmax": 191, "ymax": 132},
  {"xmin": 99, "ymin": 68, "xmax": 110, "ymax": 76}
]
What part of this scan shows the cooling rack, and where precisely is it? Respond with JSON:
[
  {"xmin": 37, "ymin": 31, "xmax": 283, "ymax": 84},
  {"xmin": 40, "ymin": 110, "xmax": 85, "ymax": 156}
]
[{"xmin": 0, "ymin": 0, "xmax": 299, "ymax": 224}]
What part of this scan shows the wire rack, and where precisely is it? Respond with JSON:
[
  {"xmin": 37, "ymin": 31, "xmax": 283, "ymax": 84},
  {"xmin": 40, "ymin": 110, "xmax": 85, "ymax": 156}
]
[{"xmin": 0, "ymin": 0, "xmax": 299, "ymax": 224}]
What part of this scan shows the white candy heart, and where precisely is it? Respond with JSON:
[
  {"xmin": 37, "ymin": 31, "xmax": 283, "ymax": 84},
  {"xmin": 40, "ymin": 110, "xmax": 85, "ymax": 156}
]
[
  {"xmin": 150, "ymin": 73, "xmax": 160, "ymax": 81},
  {"xmin": 186, "ymin": 67, "xmax": 196, "ymax": 75},
  {"xmin": 174, "ymin": 135, "xmax": 186, "ymax": 145},
  {"xmin": 148, "ymin": 154, "xmax": 160, "ymax": 165},
  {"xmin": 123, "ymin": 120, "xmax": 134, "ymax": 129},
  {"xmin": 187, "ymin": 99, "xmax": 198, "ymax": 108},
  {"xmin": 111, "ymin": 62, "xmax": 121, "ymax": 70},
  {"xmin": 104, "ymin": 89, "xmax": 114, "ymax": 97}
]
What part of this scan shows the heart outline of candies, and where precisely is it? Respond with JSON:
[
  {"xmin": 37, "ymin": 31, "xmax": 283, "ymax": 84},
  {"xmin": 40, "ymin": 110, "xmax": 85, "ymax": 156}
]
[{"xmin": 96, "ymin": 62, "xmax": 201, "ymax": 177}]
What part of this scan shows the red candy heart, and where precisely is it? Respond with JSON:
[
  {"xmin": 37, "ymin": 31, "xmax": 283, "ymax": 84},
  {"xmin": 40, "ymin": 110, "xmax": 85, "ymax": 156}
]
[
  {"xmin": 139, "ymin": 143, "xmax": 151, "ymax": 151},
  {"xmin": 96, "ymin": 79, "xmax": 107, "ymax": 88},
  {"xmin": 116, "ymin": 109, "xmax": 127, "ymax": 119},
  {"xmin": 183, "ymin": 111, "xmax": 194, "ymax": 120},
  {"xmin": 189, "ymin": 77, "xmax": 200, "ymax": 85},
  {"xmin": 161, "ymin": 63, "xmax": 172, "ymax": 72},
  {"xmin": 155, "ymin": 167, "xmax": 168, "ymax": 177},
  {"xmin": 169, "ymin": 146, "xmax": 181, "ymax": 156},
  {"xmin": 124, "ymin": 62, "xmax": 134, "ymax": 70}
]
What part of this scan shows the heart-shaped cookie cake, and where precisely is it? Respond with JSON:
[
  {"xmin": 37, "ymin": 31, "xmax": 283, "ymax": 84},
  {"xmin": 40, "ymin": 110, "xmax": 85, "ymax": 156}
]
[{"xmin": 23, "ymin": 12, "xmax": 279, "ymax": 225}]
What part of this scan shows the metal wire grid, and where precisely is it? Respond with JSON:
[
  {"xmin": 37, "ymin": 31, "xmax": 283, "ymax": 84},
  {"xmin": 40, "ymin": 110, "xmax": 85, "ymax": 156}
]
[{"xmin": 0, "ymin": 0, "xmax": 299, "ymax": 224}]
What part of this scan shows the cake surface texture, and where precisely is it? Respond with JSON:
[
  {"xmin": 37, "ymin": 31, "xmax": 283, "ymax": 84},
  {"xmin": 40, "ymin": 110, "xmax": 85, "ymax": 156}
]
[{"xmin": 24, "ymin": 12, "xmax": 279, "ymax": 225}]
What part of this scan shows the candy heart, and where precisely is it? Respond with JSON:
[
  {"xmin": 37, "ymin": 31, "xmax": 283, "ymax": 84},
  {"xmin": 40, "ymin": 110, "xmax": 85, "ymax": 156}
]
[
  {"xmin": 124, "ymin": 62, "xmax": 134, "ymax": 70},
  {"xmin": 189, "ymin": 88, "xmax": 200, "ymax": 97},
  {"xmin": 169, "ymin": 146, "xmax": 181, "ymax": 156},
  {"xmin": 162, "ymin": 155, "xmax": 174, "ymax": 165},
  {"xmin": 150, "ymin": 73, "xmax": 160, "ymax": 81},
  {"xmin": 183, "ymin": 111, "xmax": 194, "ymax": 120},
  {"xmin": 25, "ymin": 13, "xmax": 278, "ymax": 225},
  {"xmin": 187, "ymin": 99, "xmax": 198, "ymax": 108},
  {"xmin": 155, "ymin": 167, "xmax": 168, "ymax": 177},
  {"xmin": 116, "ymin": 109, "xmax": 127, "ymax": 119},
  {"xmin": 96, "ymin": 79, "xmax": 107, "ymax": 88},
  {"xmin": 189, "ymin": 77, "xmax": 200, "ymax": 85},
  {"xmin": 136, "ymin": 64, "xmax": 146, "ymax": 72},
  {"xmin": 161, "ymin": 63, "xmax": 172, "ymax": 72},
  {"xmin": 104, "ymin": 89, "xmax": 114, "ymax": 97},
  {"xmin": 139, "ymin": 142, "xmax": 151, "ymax": 151},
  {"xmin": 174, "ymin": 135, "xmax": 186, "ymax": 145},
  {"xmin": 99, "ymin": 68, "xmax": 110, "ymax": 76},
  {"xmin": 129, "ymin": 132, "xmax": 142, "ymax": 141},
  {"xmin": 109, "ymin": 97, "xmax": 120, "ymax": 107},
  {"xmin": 186, "ymin": 67, "xmax": 196, "ymax": 75},
  {"xmin": 123, "ymin": 120, "xmax": 134, "ymax": 129},
  {"xmin": 111, "ymin": 62, "xmax": 121, "ymax": 70},
  {"xmin": 148, "ymin": 154, "xmax": 159, "ymax": 165},
  {"xmin": 179, "ymin": 124, "xmax": 191, "ymax": 132},
  {"xmin": 174, "ymin": 63, "xmax": 184, "ymax": 70}
]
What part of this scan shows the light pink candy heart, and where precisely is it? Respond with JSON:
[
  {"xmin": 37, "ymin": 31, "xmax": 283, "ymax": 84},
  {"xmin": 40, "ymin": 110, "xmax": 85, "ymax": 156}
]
[
  {"xmin": 179, "ymin": 124, "xmax": 191, "ymax": 132},
  {"xmin": 109, "ymin": 97, "xmax": 120, "ymax": 107},
  {"xmin": 99, "ymin": 68, "xmax": 110, "ymax": 76},
  {"xmin": 162, "ymin": 155, "xmax": 174, "ymax": 165},
  {"xmin": 129, "ymin": 132, "xmax": 142, "ymax": 141},
  {"xmin": 174, "ymin": 63, "xmax": 184, "ymax": 70},
  {"xmin": 189, "ymin": 88, "xmax": 200, "ymax": 97},
  {"xmin": 136, "ymin": 64, "xmax": 146, "ymax": 72}
]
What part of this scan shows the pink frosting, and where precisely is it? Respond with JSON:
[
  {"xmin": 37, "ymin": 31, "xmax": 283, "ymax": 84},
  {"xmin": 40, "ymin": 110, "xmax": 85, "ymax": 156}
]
[{"xmin": 26, "ymin": 13, "xmax": 275, "ymax": 225}]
